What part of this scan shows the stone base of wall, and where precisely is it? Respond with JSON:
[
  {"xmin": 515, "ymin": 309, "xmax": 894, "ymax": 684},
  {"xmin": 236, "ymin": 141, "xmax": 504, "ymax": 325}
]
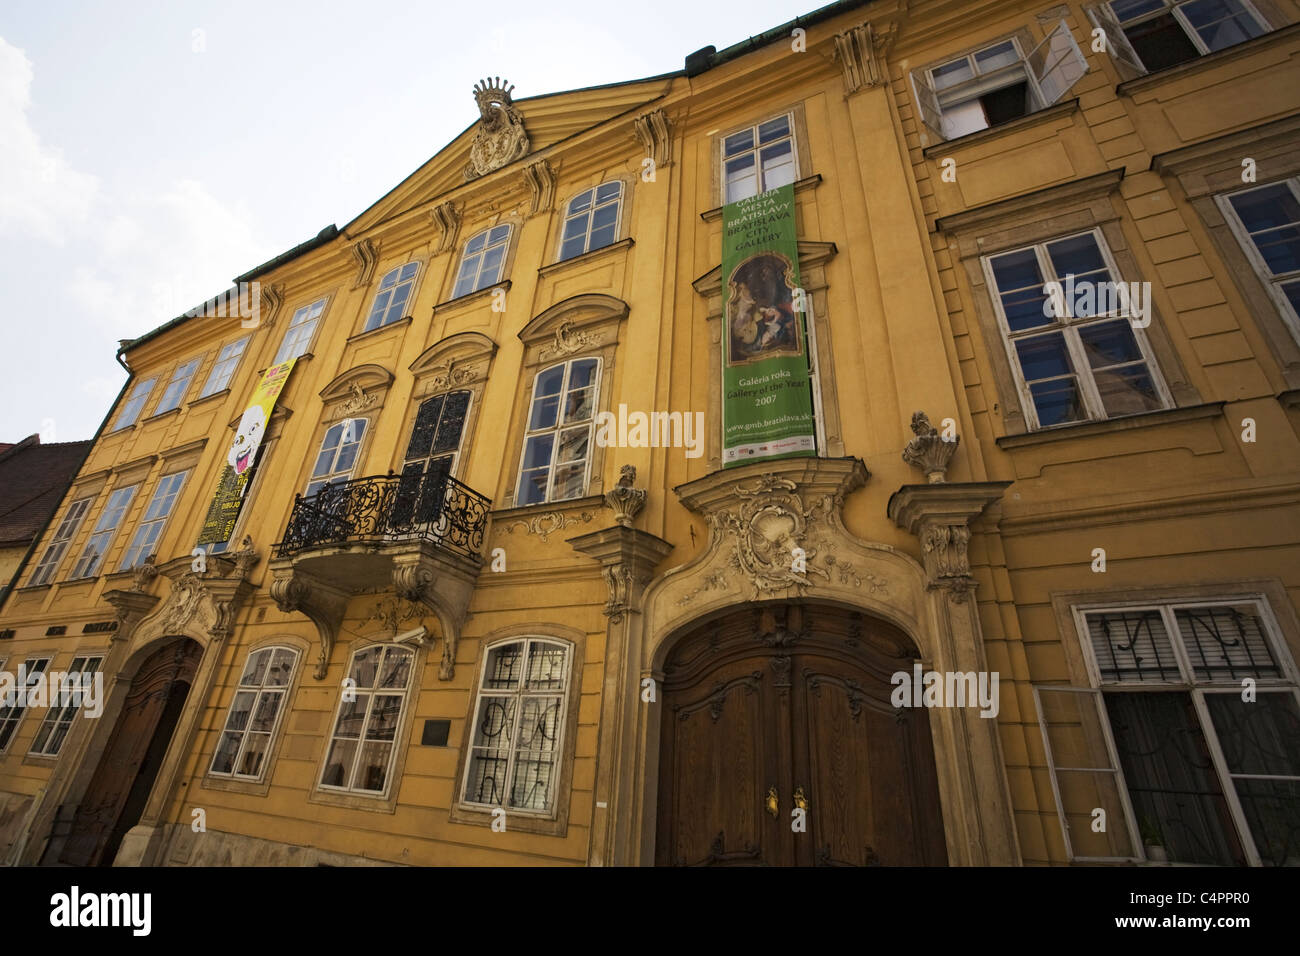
[
  {"xmin": 158, "ymin": 823, "xmax": 400, "ymax": 867},
  {"xmin": 0, "ymin": 790, "xmax": 35, "ymax": 864}
]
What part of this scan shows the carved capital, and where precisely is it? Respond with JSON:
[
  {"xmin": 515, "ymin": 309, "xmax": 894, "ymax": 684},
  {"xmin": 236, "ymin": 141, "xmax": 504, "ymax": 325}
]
[
  {"xmin": 523, "ymin": 159, "xmax": 556, "ymax": 216},
  {"xmin": 902, "ymin": 411, "xmax": 959, "ymax": 483},
  {"xmin": 604, "ymin": 464, "xmax": 647, "ymax": 527},
  {"xmin": 430, "ymin": 201, "xmax": 460, "ymax": 254},
  {"xmin": 887, "ymin": 481, "xmax": 1011, "ymax": 597},
  {"xmin": 269, "ymin": 568, "xmax": 349, "ymax": 680},
  {"xmin": 570, "ymin": 525, "xmax": 674, "ymax": 624},
  {"xmin": 832, "ymin": 20, "xmax": 894, "ymax": 94},
  {"xmin": 633, "ymin": 108, "xmax": 671, "ymax": 169},
  {"xmin": 103, "ymin": 589, "xmax": 161, "ymax": 637}
]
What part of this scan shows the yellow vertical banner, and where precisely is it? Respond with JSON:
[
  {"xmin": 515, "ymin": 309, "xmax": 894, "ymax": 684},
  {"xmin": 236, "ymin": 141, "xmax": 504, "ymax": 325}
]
[{"xmin": 196, "ymin": 358, "xmax": 296, "ymax": 546}]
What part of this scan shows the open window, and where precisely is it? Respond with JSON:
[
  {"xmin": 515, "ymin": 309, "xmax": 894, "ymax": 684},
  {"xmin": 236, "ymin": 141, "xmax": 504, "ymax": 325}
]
[
  {"xmin": 911, "ymin": 22, "xmax": 1087, "ymax": 142},
  {"xmin": 1097, "ymin": 0, "xmax": 1269, "ymax": 75}
]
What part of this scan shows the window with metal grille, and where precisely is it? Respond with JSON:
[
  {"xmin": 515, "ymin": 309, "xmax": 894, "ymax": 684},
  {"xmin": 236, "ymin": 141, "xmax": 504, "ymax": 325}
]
[
  {"xmin": 392, "ymin": 390, "xmax": 470, "ymax": 527},
  {"xmin": 462, "ymin": 639, "xmax": 571, "ymax": 813},
  {"xmin": 210, "ymin": 646, "xmax": 299, "ymax": 779}
]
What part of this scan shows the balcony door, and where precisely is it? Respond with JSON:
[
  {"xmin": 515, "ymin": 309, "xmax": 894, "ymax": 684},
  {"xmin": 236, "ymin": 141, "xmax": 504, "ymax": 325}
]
[{"xmin": 392, "ymin": 390, "xmax": 470, "ymax": 529}]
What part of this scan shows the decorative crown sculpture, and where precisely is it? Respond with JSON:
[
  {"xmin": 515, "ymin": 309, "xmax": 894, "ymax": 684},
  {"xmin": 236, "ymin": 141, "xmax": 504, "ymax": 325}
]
[
  {"xmin": 901, "ymin": 411, "xmax": 959, "ymax": 483},
  {"xmin": 464, "ymin": 77, "xmax": 530, "ymax": 180},
  {"xmin": 605, "ymin": 464, "xmax": 647, "ymax": 527}
]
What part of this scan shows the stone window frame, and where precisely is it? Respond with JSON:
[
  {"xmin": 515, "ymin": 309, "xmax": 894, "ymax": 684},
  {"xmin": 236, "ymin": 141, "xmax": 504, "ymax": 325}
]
[
  {"xmin": 979, "ymin": 226, "xmax": 1176, "ymax": 430},
  {"xmin": 404, "ymin": 332, "xmax": 499, "ymax": 482},
  {"xmin": 307, "ymin": 638, "xmax": 425, "ymax": 814},
  {"xmin": 1041, "ymin": 579, "xmax": 1300, "ymax": 865},
  {"xmin": 709, "ymin": 103, "xmax": 813, "ymax": 208},
  {"xmin": 500, "ymin": 295, "xmax": 629, "ymax": 508},
  {"xmin": 357, "ymin": 256, "xmax": 427, "ymax": 336},
  {"xmin": 22, "ymin": 651, "xmax": 105, "ymax": 761},
  {"xmin": 546, "ymin": 172, "xmax": 638, "ymax": 268},
  {"xmin": 441, "ymin": 212, "xmax": 525, "ymax": 304},
  {"xmin": 201, "ymin": 635, "xmax": 310, "ymax": 797},
  {"xmin": 448, "ymin": 623, "xmax": 585, "ymax": 837},
  {"xmin": 1151, "ymin": 115, "xmax": 1300, "ymax": 390},
  {"xmin": 938, "ymin": 169, "xmax": 1200, "ymax": 437},
  {"xmin": 691, "ymin": 241, "xmax": 845, "ymax": 471}
]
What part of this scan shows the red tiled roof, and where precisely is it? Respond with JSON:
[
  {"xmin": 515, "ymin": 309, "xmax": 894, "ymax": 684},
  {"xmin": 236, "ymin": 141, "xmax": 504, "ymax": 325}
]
[{"xmin": 0, "ymin": 435, "xmax": 93, "ymax": 547}]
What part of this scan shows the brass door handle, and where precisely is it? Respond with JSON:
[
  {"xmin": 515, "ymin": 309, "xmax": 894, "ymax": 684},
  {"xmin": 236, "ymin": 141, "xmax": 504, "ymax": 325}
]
[
  {"xmin": 765, "ymin": 786, "xmax": 779, "ymax": 817},
  {"xmin": 794, "ymin": 787, "xmax": 808, "ymax": 811}
]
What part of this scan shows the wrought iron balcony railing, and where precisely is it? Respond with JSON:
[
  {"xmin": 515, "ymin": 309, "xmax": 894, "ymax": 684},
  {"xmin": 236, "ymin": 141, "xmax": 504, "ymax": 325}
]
[{"xmin": 274, "ymin": 472, "xmax": 491, "ymax": 561}]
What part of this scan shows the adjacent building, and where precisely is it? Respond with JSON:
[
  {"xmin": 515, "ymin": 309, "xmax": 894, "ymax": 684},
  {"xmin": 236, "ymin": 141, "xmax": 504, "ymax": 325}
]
[{"xmin": 1, "ymin": 0, "xmax": 1298, "ymax": 867}]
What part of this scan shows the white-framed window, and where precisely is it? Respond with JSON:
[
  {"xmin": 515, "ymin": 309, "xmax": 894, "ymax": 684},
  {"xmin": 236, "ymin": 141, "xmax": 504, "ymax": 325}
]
[
  {"xmin": 28, "ymin": 655, "xmax": 103, "ymax": 757},
  {"xmin": 722, "ymin": 114, "xmax": 797, "ymax": 204},
  {"xmin": 363, "ymin": 263, "xmax": 419, "ymax": 333},
  {"xmin": 559, "ymin": 183, "xmax": 623, "ymax": 261},
  {"xmin": 982, "ymin": 229, "xmax": 1171, "ymax": 429},
  {"xmin": 209, "ymin": 646, "xmax": 299, "ymax": 779},
  {"xmin": 199, "ymin": 336, "xmax": 249, "ymax": 398},
  {"xmin": 1098, "ymin": 0, "xmax": 1268, "ymax": 74},
  {"xmin": 1036, "ymin": 597, "xmax": 1300, "ymax": 866},
  {"xmin": 0, "ymin": 656, "xmax": 50, "ymax": 752},
  {"xmin": 112, "ymin": 378, "xmax": 157, "ymax": 431},
  {"xmin": 462, "ymin": 638, "xmax": 572, "ymax": 814},
  {"xmin": 305, "ymin": 419, "xmax": 367, "ymax": 498},
  {"xmin": 274, "ymin": 297, "xmax": 328, "ymax": 364},
  {"xmin": 29, "ymin": 497, "xmax": 94, "ymax": 587},
  {"xmin": 452, "ymin": 225, "xmax": 511, "ymax": 298},
  {"xmin": 119, "ymin": 470, "xmax": 188, "ymax": 570},
  {"xmin": 319, "ymin": 644, "xmax": 414, "ymax": 796},
  {"xmin": 516, "ymin": 358, "xmax": 599, "ymax": 507},
  {"xmin": 70, "ymin": 485, "xmax": 138, "ymax": 579},
  {"xmin": 153, "ymin": 358, "xmax": 201, "ymax": 415},
  {"xmin": 1218, "ymin": 178, "xmax": 1300, "ymax": 345},
  {"xmin": 911, "ymin": 22, "xmax": 1087, "ymax": 142}
]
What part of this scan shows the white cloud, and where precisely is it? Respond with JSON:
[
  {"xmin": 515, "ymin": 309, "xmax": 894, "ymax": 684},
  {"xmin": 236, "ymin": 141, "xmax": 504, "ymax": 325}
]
[{"xmin": 0, "ymin": 36, "xmax": 98, "ymax": 242}]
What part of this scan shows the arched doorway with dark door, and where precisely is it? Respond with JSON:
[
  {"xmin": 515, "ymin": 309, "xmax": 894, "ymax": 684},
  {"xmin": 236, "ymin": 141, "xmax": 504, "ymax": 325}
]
[
  {"xmin": 45, "ymin": 637, "xmax": 202, "ymax": 867},
  {"xmin": 655, "ymin": 602, "xmax": 947, "ymax": 866}
]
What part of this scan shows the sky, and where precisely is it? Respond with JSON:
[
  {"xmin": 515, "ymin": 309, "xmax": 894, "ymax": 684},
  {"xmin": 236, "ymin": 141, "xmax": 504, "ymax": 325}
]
[{"xmin": 0, "ymin": 0, "xmax": 811, "ymax": 443}]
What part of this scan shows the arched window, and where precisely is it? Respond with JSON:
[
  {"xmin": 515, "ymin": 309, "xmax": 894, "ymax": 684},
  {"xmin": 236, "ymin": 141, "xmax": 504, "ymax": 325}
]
[
  {"xmin": 209, "ymin": 645, "xmax": 300, "ymax": 780},
  {"xmin": 363, "ymin": 262, "xmax": 420, "ymax": 332},
  {"xmin": 305, "ymin": 418, "xmax": 368, "ymax": 497},
  {"xmin": 319, "ymin": 644, "xmax": 415, "ymax": 795},
  {"xmin": 462, "ymin": 638, "xmax": 572, "ymax": 813},
  {"xmin": 559, "ymin": 182, "xmax": 622, "ymax": 261},
  {"xmin": 516, "ymin": 357, "xmax": 599, "ymax": 506},
  {"xmin": 453, "ymin": 225, "xmax": 511, "ymax": 298}
]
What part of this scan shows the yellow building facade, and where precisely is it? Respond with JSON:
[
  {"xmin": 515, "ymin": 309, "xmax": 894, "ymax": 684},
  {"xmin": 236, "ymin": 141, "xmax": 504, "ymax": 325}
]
[{"xmin": 1, "ymin": 0, "xmax": 1298, "ymax": 867}]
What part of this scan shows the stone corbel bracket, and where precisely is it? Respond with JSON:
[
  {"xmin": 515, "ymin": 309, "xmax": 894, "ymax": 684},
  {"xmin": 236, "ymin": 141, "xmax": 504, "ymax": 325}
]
[
  {"xmin": 350, "ymin": 237, "xmax": 379, "ymax": 288},
  {"xmin": 523, "ymin": 159, "xmax": 556, "ymax": 216},
  {"xmin": 429, "ymin": 201, "xmax": 461, "ymax": 255},
  {"xmin": 391, "ymin": 546, "xmax": 479, "ymax": 681},
  {"xmin": 832, "ymin": 20, "xmax": 895, "ymax": 94},
  {"xmin": 633, "ymin": 108, "xmax": 671, "ymax": 170},
  {"xmin": 259, "ymin": 283, "xmax": 285, "ymax": 329},
  {"xmin": 103, "ymin": 589, "xmax": 161, "ymax": 637},
  {"xmin": 569, "ymin": 526, "xmax": 674, "ymax": 624},
  {"xmin": 269, "ymin": 568, "xmax": 350, "ymax": 680},
  {"xmin": 887, "ymin": 482, "xmax": 1012, "ymax": 599}
]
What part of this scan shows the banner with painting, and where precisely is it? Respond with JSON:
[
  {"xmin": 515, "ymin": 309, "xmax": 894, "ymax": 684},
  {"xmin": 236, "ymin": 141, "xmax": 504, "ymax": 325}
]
[
  {"xmin": 196, "ymin": 358, "xmax": 296, "ymax": 546},
  {"xmin": 721, "ymin": 182, "xmax": 816, "ymax": 467}
]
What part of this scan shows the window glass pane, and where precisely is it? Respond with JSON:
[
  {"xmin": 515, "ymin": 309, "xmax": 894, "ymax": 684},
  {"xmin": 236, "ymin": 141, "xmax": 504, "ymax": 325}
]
[
  {"xmin": 1228, "ymin": 184, "xmax": 1298, "ymax": 232},
  {"xmin": 596, "ymin": 181, "xmax": 622, "ymax": 202},
  {"xmin": 560, "ymin": 234, "xmax": 587, "ymax": 261},
  {"xmin": 526, "ymin": 642, "xmax": 568, "ymax": 690},
  {"xmin": 529, "ymin": 393, "xmax": 561, "ymax": 431},
  {"xmin": 1078, "ymin": 319, "xmax": 1143, "ymax": 367},
  {"xmin": 1104, "ymin": 692, "xmax": 1245, "ymax": 865},
  {"xmin": 555, "ymin": 428, "xmax": 589, "ymax": 463},
  {"xmin": 1015, "ymin": 332, "xmax": 1074, "ymax": 380},
  {"xmin": 321, "ymin": 739, "xmax": 357, "ymax": 788},
  {"xmin": 1028, "ymin": 377, "xmax": 1085, "ymax": 426},
  {"xmin": 757, "ymin": 116, "xmax": 790, "ymax": 143},
  {"xmin": 723, "ymin": 129, "xmax": 754, "ymax": 156},
  {"xmin": 1091, "ymin": 365, "xmax": 1162, "ymax": 417},
  {"xmin": 520, "ymin": 434, "xmax": 554, "ymax": 471},
  {"xmin": 212, "ymin": 732, "xmax": 241, "ymax": 774},
  {"xmin": 991, "ymin": 250, "xmax": 1052, "ymax": 331},
  {"xmin": 550, "ymin": 462, "xmax": 587, "ymax": 501},
  {"xmin": 226, "ymin": 691, "xmax": 255, "ymax": 733},
  {"xmin": 931, "ymin": 57, "xmax": 975, "ymax": 91},
  {"xmin": 1180, "ymin": 0, "xmax": 1264, "ymax": 51},
  {"xmin": 588, "ymin": 222, "xmax": 617, "ymax": 251},
  {"xmin": 1111, "ymin": 0, "xmax": 1167, "ymax": 20},
  {"xmin": 379, "ymin": 648, "xmax": 412, "ymax": 689},
  {"xmin": 479, "ymin": 244, "xmax": 506, "ymax": 283},
  {"xmin": 466, "ymin": 231, "xmax": 488, "ymax": 254},
  {"xmin": 1175, "ymin": 604, "xmax": 1282, "ymax": 681},
  {"xmin": 250, "ymin": 691, "xmax": 281, "ymax": 733},
  {"xmin": 1047, "ymin": 234, "xmax": 1108, "ymax": 278},
  {"xmin": 568, "ymin": 189, "xmax": 594, "ymax": 214},
  {"xmin": 350, "ymin": 646, "xmax": 383, "ymax": 688},
  {"xmin": 975, "ymin": 41, "xmax": 1019, "ymax": 72},
  {"xmin": 268, "ymin": 649, "xmax": 295, "ymax": 685}
]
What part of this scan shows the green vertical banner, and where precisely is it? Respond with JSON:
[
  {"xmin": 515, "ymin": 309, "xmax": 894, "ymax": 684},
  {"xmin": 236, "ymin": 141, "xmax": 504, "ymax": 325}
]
[{"xmin": 721, "ymin": 182, "xmax": 815, "ymax": 467}]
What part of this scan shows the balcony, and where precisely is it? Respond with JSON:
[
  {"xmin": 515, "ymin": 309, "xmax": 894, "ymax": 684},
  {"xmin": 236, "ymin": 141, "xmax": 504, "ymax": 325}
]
[{"xmin": 268, "ymin": 472, "xmax": 491, "ymax": 681}]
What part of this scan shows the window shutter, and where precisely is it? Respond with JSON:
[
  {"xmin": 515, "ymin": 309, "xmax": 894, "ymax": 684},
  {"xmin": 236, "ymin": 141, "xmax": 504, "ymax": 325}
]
[
  {"xmin": 1086, "ymin": 3, "xmax": 1147, "ymax": 77},
  {"xmin": 1027, "ymin": 20, "xmax": 1089, "ymax": 106},
  {"xmin": 1032, "ymin": 685, "xmax": 1143, "ymax": 862},
  {"xmin": 909, "ymin": 69, "xmax": 945, "ymax": 143}
]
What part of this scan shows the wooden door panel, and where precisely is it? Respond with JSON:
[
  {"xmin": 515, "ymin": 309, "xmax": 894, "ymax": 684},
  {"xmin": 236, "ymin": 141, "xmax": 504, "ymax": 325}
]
[{"xmin": 657, "ymin": 663, "xmax": 779, "ymax": 865}]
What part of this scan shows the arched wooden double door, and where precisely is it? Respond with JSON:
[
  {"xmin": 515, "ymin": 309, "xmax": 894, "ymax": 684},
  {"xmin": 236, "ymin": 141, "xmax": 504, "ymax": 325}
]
[
  {"xmin": 656, "ymin": 604, "xmax": 947, "ymax": 866},
  {"xmin": 48, "ymin": 637, "xmax": 201, "ymax": 866}
]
